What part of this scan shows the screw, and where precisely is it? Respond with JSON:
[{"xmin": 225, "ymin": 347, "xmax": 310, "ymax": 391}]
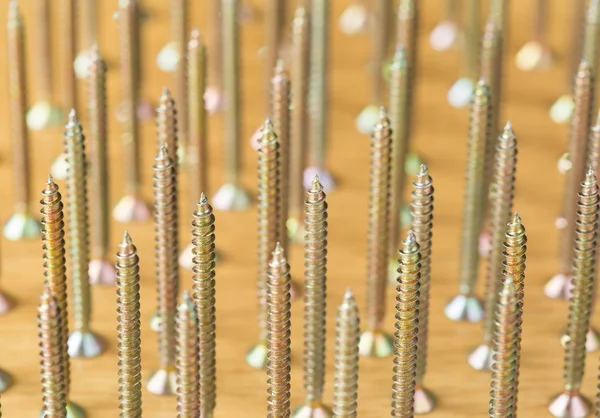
[
  {"xmin": 116, "ymin": 231, "xmax": 143, "ymax": 417},
  {"xmin": 368, "ymin": 0, "xmax": 391, "ymax": 106},
  {"xmin": 38, "ymin": 285, "xmax": 67, "ymax": 417},
  {"xmin": 444, "ymin": 80, "xmax": 491, "ymax": 322},
  {"xmin": 147, "ymin": 144, "xmax": 179, "ymax": 395},
  {"xmin": 60, "ymin": 0, "xmax": 76, "ymax": 112},
  {"xmin": 588, "ymin": 111, "xmax": 600, "ymax": 174},
  {"xmin": 191, "ymin": 193, "xmax": 217, "ymax": 417},
  {"xmin": 175, "ymin": 291, "xmax": 200, "ymax": 417},
  {"xmin": 156, "ymin": 88, "xmax": 179, "ymax": 169},
  {"xmin": 332, "ymin": 289, "xmax": 360, "ymax": 417},
  {"xmin": 172, "ymin": 0, "xmax": 188, "ymax": 151},
  {"xmin": 266, "ymin": 243, "xmax": 292, "ymax": 418},
  {"xmin": 396, "ymin": 0, "xmax": 417, "ymax": 133},
  {"xmin": 515, "ymin": 0, "xmax": 554, "ymax": 72},
  {"xmin": 583, "ymin": 0, "xmax": 600, "ymax": 85},
  {"xmin": 263, "ymin": 0, "xmax": 285, "ymax": 111},
  {"xmin": 73, "ymin": 0, "xmax": 96, "ymax": 80},
  {"xmin": 359, "ymin": 108, "xmax": 394, "ymax": 358},
  {"xmin": 549, "ymin": 168, "xmax": 598, "ymax": 417},
  {"xmin": 546, "ymin": 60, "xmax": 593, "ymax": 300},
  {"xmin": 391, "ymin": 231, "xmax": 420, "ymax": 417},
  {"xmin": 288, "ymin": 6, "xmax": 310, "ymax": 244},
  {"xmin": 4, "ymin": 1, "xmax": 40, "ymax": 241},
  {"xmin": 205, "ymin": 0, "xmax": 223, "ymax": 112},
  {"xmin": 64, "ymin": 110, "xmax": 105, "ymax": 359}
]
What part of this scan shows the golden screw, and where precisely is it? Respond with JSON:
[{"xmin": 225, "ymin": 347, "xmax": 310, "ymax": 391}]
[
  {"xmin": 332, "ymin": 289, "xmax": 360, "ymax": 417},
  {"xmin": 549, "ymin": 168, "xmax": 599, "ymax": 417},
  {"xmin": 368, "ymin": 0, "xmax": 391, "ymax": 105},
  {"xmin": 60, "ymin": 0, "xmax": 76, "ymax": 112},
  {"xmin": 38, "ymin": 285, "xmax": 67, "ymax": 418},
  {"xmin": 147, "ymin": 144, "xmax": 179, "ymax": 395},
  {"xmin": 156, "ymin": 88, "xmax": 179, "ymax": 169},
  {"xmin": 546, "ymin": 60, "xmax": 594, "ymax": 300},
  {"xmin": 360, "ymin": 108, "xmax": 394, "ymax": 358},
  {"xmin": 247, "ymin": 119, "xmax": 281, "ymax": 369},
  {"xmin": 391, "ymin": 231, "xmax": 420, "ymax": 417},
  {"xmin": 206, "ymin": 0, "xmax": 222, "ymax": 96},
  {"xmin": 469, "ymin": 123, "xmax": 518, "ymax": 371},
  {"xmin": 173, "ymin": 0, "xmax": 188, "ymax": 151},
  {"xmin": 116, "ymin": 231, "xmax": 143, "ymax": 417},
  {"xmin": 64, "ymin": 110, "xmax": 105, "ymax": 359},
  {"xmin": 396, "ymin": 0, "xmax": 418, "ymax": 136},
  {"xmin": 266, "ymin": 243, "xmax": 292, "ymax": 418},
  {"xmin": 445, "ymin": 80, "xmax": 491, "ymax": 322},
  {"xmin": 263, "ymin": 0, "xmax": 286, "ymax": 110},
  {"xmin": 4, "ymin": 0, "xmax": 40, "ymax": 241},
  {"xmin": 588, "ymin": 110, "xmax": 600, "ymax": 174},
  {"xmin": 583, "ymin": 0, "xmax": 600, "ymax": 82},
  {"xmin": 293, "ymin": 176, "xmax": 331, "ymax": 416},
  {"xmin": 175, "ymin": 291, "xmax": 200, "ymax": 418},
  {"xmin": 191, "ymin": 193, "xmax": 217, "ymax": 417}
]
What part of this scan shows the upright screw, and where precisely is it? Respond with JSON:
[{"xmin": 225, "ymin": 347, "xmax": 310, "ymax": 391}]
[
  {"xmin": 396, "ymin": 0, "xmax": 418, "ymax": 137},
  {"xmin": 266, "ymin": 243, "xmax": 292, "ymax": 418},
  {"xmin": 588, "ymin": 110, "xmax": 600, "ymax": 174},
  {"xmin": 332, "ymin": 289, "xmax": 360, "ymax": 418},
  {"xmin": 549, "ymin": 168, "xmax": 599, "ymax": 417},
  {"xmin": 156, "ymin": 88, "xmax": 179, "ymax": 170},
  {"xmin": 38, "ymin": 285, "xmax": 67, "ymax": 418},
  {"xmin": 583, "ymin": 0, "xmax": 600, "ymax": 88},
  {"xmin": 205, "ymin": 0, "xmax": 223, "ymax": 112},
  {"xmin": 263, "ymin": 0, "xmax": 285, "ymax": 110},
  {"xmin": 116, "ymin": 231, "xmax": 143, "ymax": 418},
  {"xmin": 370, "ymin": 0, "xmax": 392, "ymax": 105},
  {"xmin": 147, "ymin": 144, "xmax": 179, "ymax": 395},
  {"xmin": 360, "ymin": 108, "xmax": 394, "ymax": 358},
  {"xmin": 60, "ymin": 0, "xmax": 76, "ymax": 112},
  {"xmin": 445, "ymin": 80, "xmax": 491, "ymax": 322},
  {"xmin": 191, "ymin": 193, "xmax": 217, "ymax": 417},
  {"xmin": 391, "ymin": 231, "xmax": 420, "ymax": 417},
  {"xmin": 64, "ymin": 110, "xmax": 105, "ymax": 359},
  {"xmin": 247, "ymin": 120, "xmax": 281, "ymax": 370},
  {"xmin": 176, "ymin": 291, "xmax": 200, "ymax": 418},
  {"xmin": 515, "ymin": 0, "xmax": 554, "ymax": 72},
  {"xmin": 4, "ymin": 0, "xmax": 40, "ymax": 241},
  {"xmin": 546, "ymin": 60, "xmax": 594, "ymax": 299}
]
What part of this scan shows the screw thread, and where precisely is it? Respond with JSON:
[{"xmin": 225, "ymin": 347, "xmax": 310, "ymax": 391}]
[
  {"xmin": 366, "ymin": 108, "xmax": 393, "ymax": 331},
  {"xmin": 458, "ymin": 80, "xmax": 491, "ymax": 295},
  {"xmin": 266, "ymin": 243, "xmax": 292, "ymax": 417},
  {"xmin": 583, "ymin": 0, "xmax": 600, "ymax": 81},
  {"xmin": 191, "ymin": 193, "xmax": 217, "ymax": 416},
  {"xmin": 396, "ymin": 0, "xmax": 418, "ymax": 136},
  {"xmin": 264, "ymin": 0, "xmax": 285, "ymax": 110},
  {"xmin": 176, "ymin": 291, "xmax": 200, "ymax": 417},
  {"xmin": 410, "ymin": 165, "xmax": 433, "ymax": 385},
  {"xmin": 391, "ymin": 231, "xmax": 420, "ymax": 417},
  {"xmin": 587, "ymin": 111, "xmax": 600, "ymax": 175},
  {"xmin": 116, "ymin": 232, "xmax": 142, "ymax": 418},
  {"xmin": 156, "ymin": 88, "xmax": 179, "ymax": 170},
  {"xmin": 332, "ymin": 289, "xmax": 360, "ymax": 417},
  {"xmin": 463, "ymin": 0, "xmax": 480, "ymax": 80},
  {"xmin": 564, "ymin": 168, "xmax": 599, "ymax": 390}
]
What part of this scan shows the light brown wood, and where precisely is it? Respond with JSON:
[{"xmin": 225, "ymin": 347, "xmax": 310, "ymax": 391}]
[{"xmin": 0, "ymin": 0, "xmax": 592, "ymax": 416}]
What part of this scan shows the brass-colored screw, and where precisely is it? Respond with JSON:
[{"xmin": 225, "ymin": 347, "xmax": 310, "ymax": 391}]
[
  {"xmin": 469, "ymin": 123, "xmax": 517, "ymax": 371},
  {"xmin": 266, "ymin": 243, "xmax": 292, "ymax": 418},
  {"xmin": 172, "ymin": 0, "xmax": 188, "ymax": 150},
  {"xmin": 64, "ymin": 110, "xmax": 104, "ymax": 359},
  {"xmin": 247, "ymin": 120, "xmax": 281, "ymax": 370},
  {"xmin": 546, "ymin": 60, "xmax": 593, "ymax": 299},
  {"xmin": 175, "ymin": 291, "xmax": 200, "ymax": 418},
  {"xmin": 191, "ymin": 193, "xmax": 217, "ymax": 417},
  {"xmin": 445, "ymin": 80, "xmax": 491, "ymax": 322},
  {"xmin": 359, "ymin": 108, "xmax": 394, "ymax": 358},
  {"xmin": 588, "ymin": 110, "xmax": 600, "ymax": 174},
  {"xmin": 332, "ymin": 289, "xmax": 360, "ymax": 418},
  {"xmin": 156, "ymin": 88, "xmax": 179, "ymax": 170},
  {"xmin": 116, "ymin": 231, "xmax": 143, "ymax": 418},
  {"xmin": 391, "ymin": 231, "xmax": 420, "ymax": 417},
  {"xmin": 264, "ymin": 0, "xmax": 285, "ymax": 110},
  {"xmin": 396, "ymin": 0, "xmax": 417, "ymax": 135},
  {"xmin": 549, "ymin": 168, "xmax": 599, "ymax": 417},
  {"xmin": 369, "ymin": 0, "xmax": 392, "ymax": 105},
  {"xmin": 464, "ymin": 0, "xmax": 480, "ymax": 81},
  {"xmin": 207, "ymin": 0, "xmax": 222, "ymax": 90},
  {"xmin": 147, "ymin": 144, "xmax": 179, "ymax": 395},
  {"xmin": 60, "ymin": 0, "xmax": 76, "ymax": 112},
  {"xmin": 583, "ymin": 0, "xmax": 600, "ymax": 83},
  {"xmin": 410, "ymin": 165, "xmax": 435, "ymax": 414},
  {"xmin": 38, "ymin": 285, "xmax": 67, "ymax": 418},
  {"xmin": 288, "ymin": 6, "xmax": 310, "ymax": 243}
]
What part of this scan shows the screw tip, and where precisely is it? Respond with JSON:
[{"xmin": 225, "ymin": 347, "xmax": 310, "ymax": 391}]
[
  {"xmin": 68, "ymin": 108, "xmax": 78, "ymax": 122},
  {"xmin": 190, "ymin": 27, "xmax": 201, "ymax": 41},
  {"xmin": 118, "ymin": 231, "xmax": 136, "ymax": 257},
  {"xmin": 275, "ymin": 59, "xmax": 285, "ymax": 74},
  {"xmin": 157, "ymin": 142, "xmax": 169, "ymax": 159},
  {"xmin": 199, "ymin": 192, "xmax": 208, "ymax": 204},
  {"xmin": 310, "ymin": 175, "xmax": 324, "ymax": 193},
  {"xmin": 46, "ymin": 174, "xmax": 54, "ymax": 185},
  {"xmin": 511, "ymin": 212, "xmax": 522, "ymax": 225},
  {"xmin": 406, "ymin": 230, "xmax": 416, "ymax": 243},
  {"xmin": 417, "ymin": 164, "xmax": 428, "ymax": 177},
  {"xmin": 586, "ymin": 166, "xmax": 597, "ymax": 182}
]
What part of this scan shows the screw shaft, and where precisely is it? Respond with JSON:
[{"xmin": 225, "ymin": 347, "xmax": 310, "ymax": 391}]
[
  {"xmin": 157, "ymin": 89, "xmax": 179, "ymax": 170},
  {"xmin": 264, "ymin": 0, "xmax": 285, "ymax": 110},
  {"xmin": 208, "ymin": 0, "xmax": 222, "ymax": 88},
  {"xmin": 587, "ymin": 111, "xmax": 600, "ymax": 174},
  {"xmin": 583, "ymin": 0, "xmax": 600, "ymax": 84},
  {"xmin": 176, "ymin": 292, "xmax": 200, "ymax": 418},
  {"xmin": 34, "ymin": 0, "xmax": 53, "ymax": 102},
  {"xmin": 369, "ymin": 0, "xmax": 391, "ymax": 104},
  {"xmin": 463, "ymin": 0, "xmax": 480, "ymax": 80},
  {"xmin": 396, "ymin": 0, "xmax": 418, "ymax": 137},
  {"xmin": 80, "ymin": 0, "xmax": 96, "ymax": 50},
  {"xmin": 60, "ymin": 0, "xmax": 76, "ymax": 111},
  {"xmin": 172, "ymin": 0, "xmax": 188, "ymax": 147}
]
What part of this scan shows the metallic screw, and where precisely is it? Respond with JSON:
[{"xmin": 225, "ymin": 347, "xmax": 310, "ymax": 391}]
[
  {"xmin": 172, "ymin": 0, "xmax": 188, "ymax": 149},
  {"xmin": 369, "ymin": 0, "xmax": 391, "ymax": 105},
  {"xmin": 79, "ymin": 0, "xmax": 95, "ymax": 53},
  {"xmin": 38, "ymin": 285, "xmax": 67, "ymax": 418},
  {"xmin": 271, "ymin": 61, "xmax": 291, "ymax": 252},
  {"xmin": 208, "ymin": 0, "xmax": 222, "ymax": 89},
  {"xmin": 549, "ymin": 168, "xmax": 599, "ymax": 417},
  {"xmin": 488, "ymin": 278, "xmax": 521, "ymax": 418},
  {"xmin": 288, "ymin": 6, "xmax": 310, "ymax": 243},
  {"xmin": 463, "ymin": 0, "xmax": 480, "ymax": 81},
  {"xmin": 391, "ymin": 231, "xmax": 420, "ymax": 417},
  {"xmin": 332, "ymin": 289, "xmax": 360, "ymax": 418},
  {"xmin": 191, "ymin": 193, "xmax": 217, "ymax": 416},
  {"xmin": 396, "ymin": 0, "xmax": 418, "ymax": 136},
  {"xmin": 147, "ymin": 144, "xmax": 179, "ymax": 395},
  {"xmin": 588, "ymin": 110, "xmax": 600, "ymax": 174},
  {"xmin": 60, "ymin": 0, "xmax": 76, "ymax": 111},
  {"xmin": 176, "ymin": 291, "xmax": 200, "ymax": 418},
  {"xmin": 264, "ymin": 0, "xmax": 285, "ymax": 110},
  {"xmin": 583, "ymin": 0, "xmax": 600, "ymax": 85},
  {"xmin": 116, "ymin": 231, "xmax": 143, "ymax": 418},
  {"xmin": 266, "ymin": 243, "xmax": 292, "ymax": 418},
  {"xmin": 445, "ymin": 80, "xmax": 491, "ymax": 322},
  {"xmin": 157, "ymin": 88, "xmax": 179, "ymax": 170},
  {"xmin": 31, "ymin": 0, "xmax": 54, "ymax": 106}
]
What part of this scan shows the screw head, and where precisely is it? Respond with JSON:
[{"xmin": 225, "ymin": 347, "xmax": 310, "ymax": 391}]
[
  {"xmin": 246, "ymin": 342, "xmax": 268, "ymax": 369},
  {"xmin": 292, "ymin": 402, "xmax": 333, "ymax": 418},
  {"xmin": 358, "ymin": 329, "xmax": 394, "ymax": 358},
  {"xmin": 68, "ymin": 330, "xmax": 105, "ymax": 358},
  {"xmin": 467, "ymin": 343, "xmax": 494, "ymax": 371},
  {"xmin": 414, "ymin": 385, "xmax": 436, "ymax": 414},
  {"xmin": 544, "ymin": 273, "xmax": 573, "ymax": 300},
  {"xmin": 3, "ymin": 211, "xmax": 41, "ymax": 240},
  {"xmin": 146, "ymin": 368, "xmax": 177, "ymax": 396},
  {"xmin": 303, "ymin": 167, "xmax": 335, "ymax": 194},
  {"xmin": 89, "ymin": 259, "xmax": 117, "ymax": 286},
  {"xmin": 444, "ymin": 294, "xmax": 484, "ymax": 322},
  {"xmin": 548, "ymin": 391, "xmax": 591, "ymax": 418}
]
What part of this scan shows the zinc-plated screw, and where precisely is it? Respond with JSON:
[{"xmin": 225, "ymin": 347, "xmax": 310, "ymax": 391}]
[
  {"xmin": 191, "ymin": 193, "xmax": 217, "ymax": 417},
  {"xmin": 391, "ymin": 231, "xmax": 420, "ymax": 417},
  {"xmin": 396, "ymin": 0, "xmax": 418, "ymax": 135},
  {"xmin": 332, "ymin": 289, "xmax": 360, "ymax": 418},
  {"xmin": 176, "ymin": 291, "xmax": 200, "ymax": 418},
  {"xmin": 360, "ymin": 108, "xmax": 394, "ymax": 358},
  {"xmin": 60, "ymin": 0, "xmax": 76, "ymax": 112},
  {"xmin": 549, "ymin": 168, "xmax": 599, "ymax": 417},
  {"xmin": 264, "ymin": 0, "xmax": 286, "ymax": 110},
  {"xmin": 38, "ymin": 285, "xmax": 67, "ymax": 418},
  {"xmin": 583, "ymin": 0, "xmax": 600, "ymax": 85},
  {"xmin": 469, "ymin": 123, "xmax": 517, "ymax": 371},
  {"xmin": 116, "ymin": 231, "xmax": 143, "ymax": 418},
  {"xmin": 588, "ymin": 110, "xmax": 600, "ymax": 174},
  {"xmin": 266, "ymin": 243, "xmax": 292, "ymax": 418},
  {"xmin": 156, "ymin": 88, "xmax": 179, "ymax": 170},
  {"xmin": 445, "ymin": 80, "xmax": 491, "ymax": 323}
]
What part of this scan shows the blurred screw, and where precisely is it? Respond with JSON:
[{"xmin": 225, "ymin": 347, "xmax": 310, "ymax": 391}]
[
  {"xmin": 515, "ymin": 0, "xmax": 554, "ymax": 71},
  {"xmin": 176, "ymin": 291, "xmax": 200, "ymax": 417}
]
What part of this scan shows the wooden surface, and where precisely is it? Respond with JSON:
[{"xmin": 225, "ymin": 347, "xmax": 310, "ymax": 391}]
[{"xmin": 0, "ymin": 0, "xmax": 593, "ymax": 416}]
